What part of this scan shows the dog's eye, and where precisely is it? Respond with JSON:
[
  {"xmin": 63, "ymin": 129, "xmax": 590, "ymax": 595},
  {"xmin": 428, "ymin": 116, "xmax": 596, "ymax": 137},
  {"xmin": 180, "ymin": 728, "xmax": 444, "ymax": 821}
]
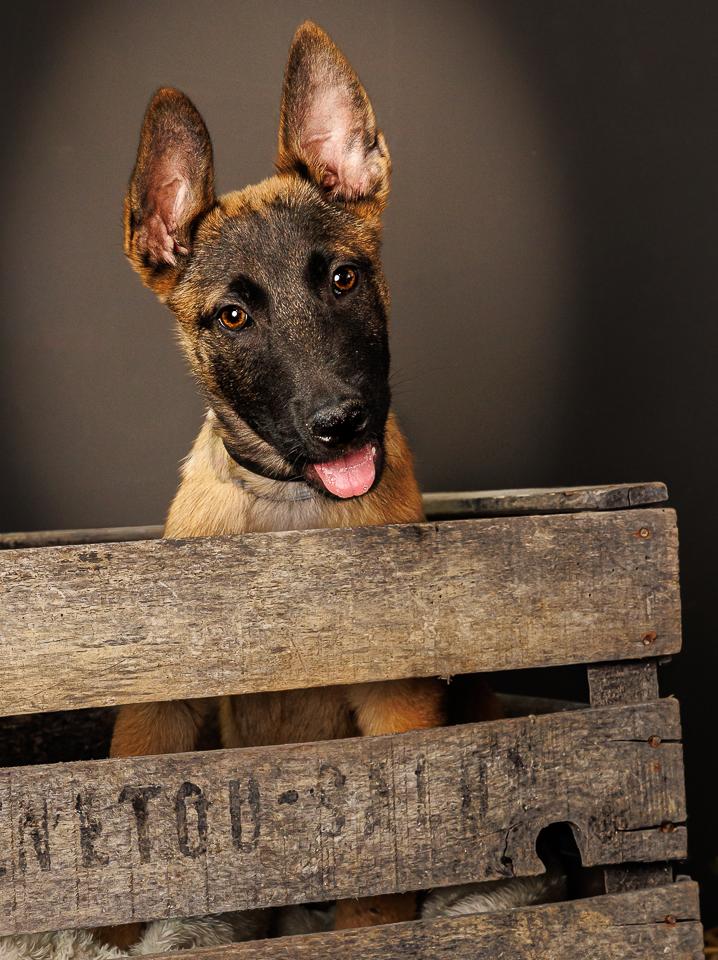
[
  {"xmin": 331, "ymin": 265, "xmax": 358, "ymax": 295},
  {"xmin": 217, "ymin": 306, "xmax": 251, "ymax": 331}
]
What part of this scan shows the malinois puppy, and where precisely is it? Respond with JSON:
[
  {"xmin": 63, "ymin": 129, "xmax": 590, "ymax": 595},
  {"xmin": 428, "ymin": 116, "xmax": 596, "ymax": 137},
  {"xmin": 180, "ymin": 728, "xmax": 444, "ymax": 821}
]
[{"xmin": 107, "ymin": 20, "xmax": 446, "ymax": 944}]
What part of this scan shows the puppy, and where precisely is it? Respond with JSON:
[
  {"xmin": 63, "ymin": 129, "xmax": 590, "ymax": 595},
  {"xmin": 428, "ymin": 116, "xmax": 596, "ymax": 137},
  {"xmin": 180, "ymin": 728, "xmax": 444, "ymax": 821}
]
[{"xmin": 107, "ymin": 21, "xmax": 446, "ymax": 942}]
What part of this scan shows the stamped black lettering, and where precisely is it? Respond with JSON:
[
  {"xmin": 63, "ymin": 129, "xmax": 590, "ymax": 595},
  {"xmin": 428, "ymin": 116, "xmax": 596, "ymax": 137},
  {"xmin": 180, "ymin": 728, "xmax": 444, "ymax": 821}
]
[
  {"xmin": 18, "ymin": 799, "xmax": 51, "ymax": 872},
  {"xmin": 229, "ymin": 776, "xmax": 261, "ymax": 852},
  {"xmin": 415, "ymin": 754, "xmax": 428, "ymax": 827},
  {"xmin": 118, "ymin": 785, "xmax": 162, "ymax": 863},
  {"xmin": 365, "ymin": 761, "xmax": 390, "ymax": 837},
  {"xmin": 459, "ymin": 749, "xmax": 489, "ymax": 833},
  {"xmin": 318, "ymin": 762, "xmax": 346, "ymax": 838},
  {"xmin": 174, "ymin": 781, "xmax": 208, "ymax": 858},
  {"xmin": 75, "ymin": 790, "xmax": 109, "ymax": 867}
]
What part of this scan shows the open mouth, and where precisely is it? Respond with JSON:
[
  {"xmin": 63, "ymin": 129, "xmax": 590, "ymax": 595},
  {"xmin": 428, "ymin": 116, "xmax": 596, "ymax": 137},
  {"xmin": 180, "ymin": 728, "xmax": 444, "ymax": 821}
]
[{"xmin": 305, "ymin": 442, "xmax": 379, "ymax": 499}]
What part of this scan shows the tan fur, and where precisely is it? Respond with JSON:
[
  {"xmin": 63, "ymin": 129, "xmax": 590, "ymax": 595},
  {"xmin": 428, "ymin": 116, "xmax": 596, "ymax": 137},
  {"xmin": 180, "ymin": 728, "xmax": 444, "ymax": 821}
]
[{"xmin": 164, "ymin": 409, "xmax": 423, "ymax": 538}]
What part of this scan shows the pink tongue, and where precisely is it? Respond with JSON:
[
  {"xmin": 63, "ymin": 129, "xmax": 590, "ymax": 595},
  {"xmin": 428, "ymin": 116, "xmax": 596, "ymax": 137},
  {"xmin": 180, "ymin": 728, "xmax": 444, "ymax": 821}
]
[{"xmin": 312, "ymin": 443, "xmax": 376, "ymax": 498}]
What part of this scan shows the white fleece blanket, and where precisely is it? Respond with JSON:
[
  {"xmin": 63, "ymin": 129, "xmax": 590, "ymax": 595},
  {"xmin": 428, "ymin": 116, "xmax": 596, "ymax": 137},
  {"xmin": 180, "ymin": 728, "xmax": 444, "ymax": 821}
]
[
  {"xmin": 0, "ymin": 917, "xmax": 238, "ymax": 960},
  {"xmin": 0, "ymin": 872, "xmax": 565, "ymax": 959}
]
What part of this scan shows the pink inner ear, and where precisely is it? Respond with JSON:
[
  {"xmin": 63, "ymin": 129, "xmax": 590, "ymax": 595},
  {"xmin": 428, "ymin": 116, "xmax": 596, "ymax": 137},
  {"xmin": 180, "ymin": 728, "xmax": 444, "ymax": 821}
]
[
  {"xmin": 301, "ymin": 86, "xmax": 379, "ymax": 197},
  {"xmin": 138, "ymin": 161, "xmax": 190, "ymax": 267}
]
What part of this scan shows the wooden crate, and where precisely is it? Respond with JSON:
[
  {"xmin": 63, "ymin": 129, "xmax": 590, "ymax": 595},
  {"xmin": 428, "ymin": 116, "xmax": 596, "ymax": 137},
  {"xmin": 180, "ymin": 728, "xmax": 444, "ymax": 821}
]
[{"xmin": 0, "ymin": 482, "xmax": 704, "ymax": 957}]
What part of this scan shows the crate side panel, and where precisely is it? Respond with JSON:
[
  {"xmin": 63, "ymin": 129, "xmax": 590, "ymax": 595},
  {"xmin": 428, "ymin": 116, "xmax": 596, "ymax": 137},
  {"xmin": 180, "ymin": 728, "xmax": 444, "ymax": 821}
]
[{"xmin": 0, "ymin": 701, "xmax": 686, "ymax": 935}]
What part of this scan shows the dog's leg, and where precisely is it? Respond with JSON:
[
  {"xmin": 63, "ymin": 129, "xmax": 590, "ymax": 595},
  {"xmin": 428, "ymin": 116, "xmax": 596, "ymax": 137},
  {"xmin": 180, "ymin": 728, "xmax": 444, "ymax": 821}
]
[
  {"xmin": 110, "ymin": 699, "xmax": 210, "ymax": 757},
  {"xmin": 96, "ymin": 699, "xmax": 210, "ymax": 948},
  {"xmin": 347, "ymin": 678, "xmax": 446, "ymax": 737},
  {"xmin": 333, "ymin": 678, "xmax": 445, "ymax": 930}
]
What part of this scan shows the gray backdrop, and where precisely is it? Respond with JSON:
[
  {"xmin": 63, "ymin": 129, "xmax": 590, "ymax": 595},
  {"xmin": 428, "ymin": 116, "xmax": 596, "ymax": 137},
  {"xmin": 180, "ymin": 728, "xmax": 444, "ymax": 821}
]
[{"xmin": 2, "ymin": 0, "xmax": 717, "ymax": 921}]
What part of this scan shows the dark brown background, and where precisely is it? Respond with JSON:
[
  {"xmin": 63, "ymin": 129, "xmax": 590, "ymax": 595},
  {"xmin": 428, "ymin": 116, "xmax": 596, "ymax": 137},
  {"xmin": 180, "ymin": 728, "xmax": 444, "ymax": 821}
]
[{"xmin": 1, "ymin": 0, "xmax": 716, "ymax": 922}]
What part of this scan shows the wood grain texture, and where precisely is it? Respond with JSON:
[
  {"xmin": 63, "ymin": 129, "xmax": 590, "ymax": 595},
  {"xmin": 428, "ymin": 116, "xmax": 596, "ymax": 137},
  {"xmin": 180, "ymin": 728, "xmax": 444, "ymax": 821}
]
[
  {"xmin": 603, "ymin": 863, "xmax": 674, "ymax": 894},
  {"xmin": 0, "ymin": 525, "xmax": 165, "ymax": 550},
  {"xmin": 422, "ymin": 481, "xmax": 668, "ymax": 518},
  {"xmin": 0, "ymin": 508, "xmax": 680, "ymax": 717},
  {"xmin": 0, "ymin": 483, "xmax": 669, "ymax": 550},
  {"xmin": 588, "ymin": 661, "xmax": 668, "ymax": 896},
  {"xmin": 0, "ymin": 701, "xmax": 686, "ymax": 935},
  {"xmin": 588, "ymin": 661, "xmax": 660, "ymax": 706},
  {"xmin": 132, "ymin": 882, "xmax": 703, "ymax": 960}
]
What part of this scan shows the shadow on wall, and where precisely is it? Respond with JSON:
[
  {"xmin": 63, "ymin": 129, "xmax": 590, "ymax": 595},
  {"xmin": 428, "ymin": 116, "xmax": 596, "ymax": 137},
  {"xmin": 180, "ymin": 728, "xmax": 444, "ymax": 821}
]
[
  {"xmin": 488, "ymin": 0, "xmax": 718, "ymax": 926},
  {"xmin": 2, "ymin": 0, "xmax": 717, "ymax": 927}
]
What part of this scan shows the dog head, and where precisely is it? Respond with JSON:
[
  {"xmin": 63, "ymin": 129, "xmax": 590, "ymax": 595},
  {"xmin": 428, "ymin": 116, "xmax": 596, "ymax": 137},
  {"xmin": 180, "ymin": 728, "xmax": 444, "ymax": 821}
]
[{"xmin": 124, "ymin": 22, "xmax": 393, "ymax": 499}]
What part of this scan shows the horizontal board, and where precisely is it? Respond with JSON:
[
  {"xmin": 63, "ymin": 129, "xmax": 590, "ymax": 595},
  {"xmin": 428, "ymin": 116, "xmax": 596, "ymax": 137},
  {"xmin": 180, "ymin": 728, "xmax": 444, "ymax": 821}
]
[
  {"xmin": 424, "ymin": 481, "xmax": 668, "ymax": 518},
  {"xmin": 588, "ymin": 661, "xmax": 660, "ymax": 706},
  {"xmin": 0, "ymin": 701, "xmax": 686, "ymax": 934},
  {"xmin": 134, "ymin": 883, "xmax": 703, "ymax": 960},
  {"xmin": 0, "ymin": 525, "xmax": 164, "ymax": 550},
  {"xmin": 0, "ymin": 483, "xmax": 668, "ymax": 550},
  {"xmin": 0, "ymin": 508, "xmax": 680, "ymax": 717}
]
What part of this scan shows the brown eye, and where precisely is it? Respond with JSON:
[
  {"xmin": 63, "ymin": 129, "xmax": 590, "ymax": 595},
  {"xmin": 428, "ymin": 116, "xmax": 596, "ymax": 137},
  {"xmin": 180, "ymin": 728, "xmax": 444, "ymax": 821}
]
[
  {"xmin": 331, "ymin": 265, "xmax": 358, "ymax": 295},
  {"xmin": 218, "ymin": 306, "xmax": 251, "ymax": 330}
]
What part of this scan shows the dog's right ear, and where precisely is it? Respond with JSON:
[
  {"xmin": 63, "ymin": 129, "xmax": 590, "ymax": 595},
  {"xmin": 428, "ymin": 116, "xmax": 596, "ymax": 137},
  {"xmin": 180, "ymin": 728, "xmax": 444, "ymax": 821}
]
[
  {"xmin": 124, "ymin": 88, "xmax": 215, "ymax": 298},
  {"xmin": 276, "ymin": 22, "xmax": 390, "ymax": 216}
]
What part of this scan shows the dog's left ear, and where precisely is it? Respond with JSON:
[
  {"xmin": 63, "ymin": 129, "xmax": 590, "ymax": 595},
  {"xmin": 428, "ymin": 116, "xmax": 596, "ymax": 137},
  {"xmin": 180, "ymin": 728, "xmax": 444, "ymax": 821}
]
[
  {"xmin": 124, "ymin": 87, "xmax": 215, "ymax": 298},
  {"xmin": 277, "ymin": 21, "xmax": 390, "ymax": 213}
]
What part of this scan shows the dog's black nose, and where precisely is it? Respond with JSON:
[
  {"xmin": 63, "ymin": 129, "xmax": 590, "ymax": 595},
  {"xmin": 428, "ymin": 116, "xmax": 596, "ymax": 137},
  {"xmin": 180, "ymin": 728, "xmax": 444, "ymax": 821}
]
[{"xmin": 308, "ymin": 399, "xmax": 369, "ymax": 448}]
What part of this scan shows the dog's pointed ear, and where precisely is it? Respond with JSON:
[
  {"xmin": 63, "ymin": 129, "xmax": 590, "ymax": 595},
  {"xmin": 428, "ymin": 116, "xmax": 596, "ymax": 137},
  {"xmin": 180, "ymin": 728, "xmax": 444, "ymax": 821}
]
[
  {"xmin": 276, "ymin": 21, "xmax": 390, "ymax": 212},
  {"xmin": 124, "ymin": 87, "xmax": 215, "ymax": 296}
]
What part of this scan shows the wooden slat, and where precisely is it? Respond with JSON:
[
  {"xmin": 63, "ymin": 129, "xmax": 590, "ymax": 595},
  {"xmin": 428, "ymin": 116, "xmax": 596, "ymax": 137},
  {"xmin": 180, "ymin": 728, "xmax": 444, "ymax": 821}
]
[
  {"xmin": 588, "ymin": 661, "xmax": 669, "ymax": 894},
  {"xmin": 603, "ymin": 863, "xmax": 674, "ymax": 893},
  {"xmin": 588, "ymin": 661, "xmax": 660, "ymax": 706},
  {"xmin": 422, "ymin": 481, "xmax": 667, "ymax": 518},
  {"xmin": 0, "ymin": 701, "xmax": 686, "ymax": 935},
  {"xmin": 133, "ymin": 883, "xmax": 703, "ymax": 960},
  {"xmin": 0, "ymin": 525, "xmax": 164, "ymax": 550},
  {"xmin": 496, "ymin": 692, "xmax": 587, "ymax": 716},
  {"xmin": 0, "ymin": 482, "xmax": 668, "ymax": 550},
  {"xmin": 0, "ymin": 508, "xmax": 680, "ymax": 717}
]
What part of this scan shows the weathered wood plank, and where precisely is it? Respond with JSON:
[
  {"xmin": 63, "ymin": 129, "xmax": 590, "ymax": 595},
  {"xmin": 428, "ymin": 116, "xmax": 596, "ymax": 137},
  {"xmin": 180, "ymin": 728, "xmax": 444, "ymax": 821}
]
[
  {"xmin": 495, "ymin": 692, "xmax": 587, "ymax": 716},
  {"xmin": 587, "ymin": 661, "xmax": 670, "ymax": 894},
  {"xmin": 0, "ymin": 508, "xmax": 680, "ymax": 717},
  {"xmin": 422, "ymin": 481, "xmax": 668, "ymax": 518},
  {"xmin": 0, "ymin": 483, "xmax": 669, "ymax": 550},
  {"xmin": 0, "ymin": 701, "xmax": 686, "ymax": 935},
  {"xmin": 588, "ymin": 661, "xmax": 660, "ymax": 706},
  {"xmin": 603, "ymin": 862, "xmax": 674, "ymax": 893},
  {"xmin": 132, "ymin": 883, "xmax": 703, "ymax": 960},
  {"xmin": 0, "ymin": 525, "xmax": 164, "ymax": 550}
]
